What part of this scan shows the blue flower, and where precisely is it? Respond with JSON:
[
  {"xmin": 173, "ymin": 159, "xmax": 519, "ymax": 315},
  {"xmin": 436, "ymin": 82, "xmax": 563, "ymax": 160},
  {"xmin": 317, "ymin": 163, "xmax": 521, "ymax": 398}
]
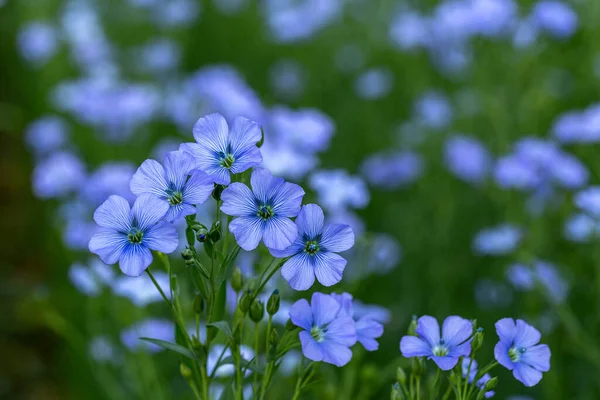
[
  {"xmin": 494, "ymin": 318, "xmax": 551, "ymax": 387},
  {"xmin": 531, "ymin": 0, "xmax": 578, "ymax": 39},
  {"xmin": 473, "ymin": 223, "xmax": 522, "ymax": 255},
  {"xmin": 130, "ymin": 150, "xmax": 214, "ymax": 222},
  {"xmin": 444, "ymin": 135, "xmax": 491, "ymax": 184},
  {"xmin": 332, "ymin": 293, "xmax": 384, "ymax": 351},
  {"xmin": 354, "ymin": 67, "xmax": 394, "ymax": 100},
  {"xmin": 400, "ymin": 315, "xmax": 472, "ymax": 370},
  {"xmin": 309, "ymin": 169, "xmax": 370, "ymax": 212},
  {"xmin": 180, "ymin": 113, "xmax": 262, "ymax": 185},
  {"xmin": 82, "ymin": 162, "xmax": 137, "ymax": 205},
  {"xmin": 574, "ymin": 186, "xmax": 600, "ymax": 218},
  {"xmin": 17, "ymin": 21, "xmax": 58, "ymax": 66},
  {"xmin": 121, "ymin": 318, "xmax": 175, "ymax": 353},
  {"xmin": 89, "ymin": 194, "xmax": 178, "ymax": 276},
  {"xmin": 564, "ymin": 213, "xmax": 599, "ymax": 242},
  {"xmin": 361, "ymin": 151, "xmax": 424, "ymax": 189},
  {"xmin": 271, "ymin": 204, "xmax": 354, "ymax": 290},
  {"xmin": 462, "ymin": 358, "xmax": 495, "ymax": 398},
  {"xmin": 289, "ymin": 292, "xmax": 357, "ymax": 367},
  {"xmin": 414, "ymin": 90, "xmax": 453, "ymax": 130},
  {"xmin": 33, "ymin": 151, "xmax": 86, "ymax": 199},
  {"xmin": 25, "ymin": 115, "xmax": 69, "ymax": 156},
  {"xmin": 220, "ymin": 168, "xmax": 304, "ymax": 251}
]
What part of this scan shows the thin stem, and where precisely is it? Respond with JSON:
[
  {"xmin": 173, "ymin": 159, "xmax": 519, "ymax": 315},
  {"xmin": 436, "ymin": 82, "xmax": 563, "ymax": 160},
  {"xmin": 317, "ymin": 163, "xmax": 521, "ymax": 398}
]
[
  {"xmin": 209, "ymin": 344, "xmax": 230, "ymax": 380},
  {"xmin": 416, "ymin": 377, "xmax": 421, "ymax": 400},
  {"xmin": 441, "ymin": 384, "xmax": 453, "ymax": 400},
  {"xmin": 291, "ymin": 362, "xmax": 314, "ymax": 400},
  {"xmin": 253, "ymin": 323, "xmax": 260, "ymax": 392},
  {"xmin": 185, "ymin": 379, "xmax": 203, "ymax": 400},
  {"xmin": 462, "ymin": 357, "xmax": 474, "ymax": 400},
  {"xmin": 253, "ymin": 259, "xmax": 287, "ymax": 301},
  {"xmin": 430, "ymin": 369, "xmax": 441, "ymax": 400}
]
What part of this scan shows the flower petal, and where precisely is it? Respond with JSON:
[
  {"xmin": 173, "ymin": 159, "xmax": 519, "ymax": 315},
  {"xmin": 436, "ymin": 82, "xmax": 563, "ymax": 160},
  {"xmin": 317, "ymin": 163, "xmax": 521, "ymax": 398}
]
[
  {"xmin": 299, "ymin": 331, "xmax": 324, "ymax": 362},
  {"xmin": 495, "ymin": 318, "xmax": 517, "ymax": 344},
  {"xmin": 521, "ymin": 344, "xmax": 551, "ymax": 372},
  {"xmin": 311, "ymin": 292, "xmax": 341, "ymax": 327},
  {"xmin": 165, "ymin": 202, "xmax": 196, "ymax": 223},
  {"xmin": 432, "ymin": 356, "xmax": 459, "ymax": 371},
  {"xmin": 250, "ymin": 168, "xmax": 284, "ymax": 204},
  {"xmin": 163, "ymin": 150, "xmax": 196, "ymax": 190},
  {"xmin": 325, "ymin": 316, "xmax": 357, "ymax": 347},
  {"xmin": 192, "ymin": 113, "xmax": 229, "ymax": 154},
  {"xmin": 313, "ymin": 252, "xmax": 346, "ymax": 287},
  {"xmin": 320, "ymin": 224, "xmax": 354, "ymax": 253},
  {"xmin": 416, "ymin": 316, "xmax": 440, "ymax": 348},
  {"xmin": 269, "ymin": 240, "xmax": 303, "ymax": 258},
  {"xmin": 449, "ymin": 341, "xmax": 471, "ymax": 358},
  {"xmin": 144, "ymin": 221, "xmax": 179, "ymax": 254},
  {"xmin": 271, "ymin": 182, "xmax": 305, "ymax": 218},
  {"xmin": 442, "ymin": 316, "xmax": 472, "ymax": 348},
  {"xmin": 221, "ymin": 183, "xmax": 256, "ymax": 217},
  {"xmin": 289, "ymin": 298, "xmax": 313, "ymax": 330},
  {"xmin": 400, "ymin": 336, "xmax": 432, "ymax": 358},
  {"xmin": 494, "ymin": 340, "xmax": 514, "ymax": 370},
  {"xmin": 93, "ymin": 195, "xmax": 132, "ymax": 231},
  {"xmin": 119, "ymin": 245, "xmax": 153, "ymax": 276},
  {"xmin": 356, "ymin": 318, "xmax": 383, "ymax": 351},
  {"xmin": 322, "ymin": 340, "xmax": 353, "ymax": 367},
  {"xmin": 229, "ymin": 116, "xmax": 262, "ymax": 156},
  {"xmin": 132, "ymin": 193, "xmax": 170, "ymax": 230},
  {"xmin": 281, "ymin": 253, "xmax": 316, "ymax": 291},
  {"xmin": 183, "ymin": 170, "xmax": 214, "ymax": 205},
  {"xmin": 180, "ymin": 142, "xmax": 230, "ymax": 185},
  {"xmin": 514, "ymin": 319, "xmax": 541, "ymax": 348},
  {"xmin": 228, "ymin": 216, "xmax": 264, "ymax": 251},
  {"xmin": 230, "ymin": 145, "xmax": 262, "ymax": 174},
  {"xmin": 89, "ymin": 230, "xmax": 128, "ymax": 264},
  {"xmin": 513, "ymin": 363, "xmax": 543, "ymax": 387},
  {"xmin": 263, "ymin": 216, "xmax": 298, "ymax": 251},
  {"xmin": 295, "ymin": 204, "xmax": 324, "ymax": 238},
  {"xmin": 130, "ymin": 159, "xmax": 168, "ymax": 198}
]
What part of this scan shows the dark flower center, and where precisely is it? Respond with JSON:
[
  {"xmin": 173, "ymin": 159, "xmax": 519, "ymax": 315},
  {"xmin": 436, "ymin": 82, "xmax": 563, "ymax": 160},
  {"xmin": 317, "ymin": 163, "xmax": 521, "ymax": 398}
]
[
  {"xmin": 508, "ymin": 346, "xmax": 526, "ymax": 362},
  {"xmin": 433, "ymin": 339, "xmax": 449, "ymax": 356},
  {"xmin": 127, "ymin": 228, "xmax": 144, "ymax": 244},
  {"xmin": 218, "ymin": 152, "xmax": 235, "ymax": 169},
  {"xmin": 257, "ymin": 204, "xmax": 274, "ymax": 220},
  {"xmin": 304, "ymin": 240, "xmax": 320, "ymax": 255}
]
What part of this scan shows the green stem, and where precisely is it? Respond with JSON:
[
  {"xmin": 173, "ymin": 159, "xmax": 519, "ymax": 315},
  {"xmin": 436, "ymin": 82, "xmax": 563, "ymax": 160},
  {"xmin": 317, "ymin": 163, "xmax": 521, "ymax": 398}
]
[
  {"xmin": 441, "ymin": 384, "xmax": 453, "ymax": 400},
  {"xmin": 430, "ymin": 369, "xmax": 441, "ymax": 400},
  {"xmin": 416, "ymin": 377, "xmax": 421, "ymax": 400},
  {"xmin": 209, "ymin": 344, "xmax": 230, "ymax": 380},
  {"xmin": 462, "ymin": 357, "xmax": 474, "ymax": 400},
  {"xmin": 473, "ymin": 361, "xmax": 498, "ymax": 382},
  {"xmin": 291, "ymin": 362, "xmax": 315, "ymax": 400},
  {"xmin": 253, "ymin": 323, "xmax": 260, "ymax": 392},
  {"xmin": 252, "ymin": 259, "xmax": 287, "ymax": 300}
]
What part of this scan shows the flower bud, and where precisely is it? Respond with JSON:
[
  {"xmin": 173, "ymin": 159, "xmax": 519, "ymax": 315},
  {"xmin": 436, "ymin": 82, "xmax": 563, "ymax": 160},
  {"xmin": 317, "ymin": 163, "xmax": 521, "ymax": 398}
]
[
  {"xmin": 193, "ymin": 294, "xmax": 204, "ymax": 314},
  {"xmin": 267, "ymin": 289, "xmax": 280, "ymax": 315},
  {"xmin": 471, "ymin": 327, "xmax": 484, "ymax": 354},
  {"xmin": 184, "ymin": 257, "xmax": 195, "ymax": 267},
  {"xmin": 396, "ymin": 367, "xmax": 407, "ymax": 385},
  {"xmin": 231, "ymin": 267, "xmax": 243, "ymax": 292},
  {"xmin": 239, "ymin": 289, "xmax": 253, "ymax": 313},
  {"xmin": 190, "ymin": 222, "xmax": 203, "ymax": 232},
  {"xmin": 408, "ymin": 315, "xmax": 418, "ymax": 336},
  {"xmin": 268, "ymin": 327, "xmax": 279, "ymax": 347},
  {"xmin": 181, "ymin": 248, "xmax": 194, "ymax": 261},
  {"xmin": 391, "ymin": 382, "xmax": 402, "ymax": 400},
  {"xmin": 209, "ymin": 220, "xmax": 221, "ymax": 243},
  {"xmin": 196, "ymin": 227, "xmax": 209, "ymax": 242},
  {"xmin": 285, "ymin": 318, "xmax": 296, "ymax": 331},
  {"xmin": 249, "ymin": 299, "xmax": 265, "ymax": 323},
  {"xmin": 180, "ymin": 363, "xmax": 192, "ymax": 379},
  {"xmin": 483, "ymin": 377, "xmax": 497, "ymax": 392},
  {"xmin": 212, "ymin": 184, "xmax": 225, "ymax": 201},
  {"xmin": 257, "ymin": 128, "xmax": 265, "ymax": 148}
]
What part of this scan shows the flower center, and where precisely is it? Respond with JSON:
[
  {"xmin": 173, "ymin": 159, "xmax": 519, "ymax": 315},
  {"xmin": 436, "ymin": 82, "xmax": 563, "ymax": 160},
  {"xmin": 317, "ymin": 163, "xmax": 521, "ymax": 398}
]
[
  {"xmin": 127, "ymin": 228, "xmax": 144, "ymax": 244},
  {"xmin": 508, "ymin": 346, "xmax": 526, "ymax": 362},
  {"xmin": 257, "ymin": 204, "xmax": 274, "ymax": 220},
  {"xmin": 304, "ymin": 240, "xmax": 320, "ymax": 255},
  {"xmin": 310, "ymin": 326, "xmax": 325, "ymax": 342},
  {"xmin": 167, "ymin": 190, "xmax": 183, "ymax": 205},
  {"xmin": 218, "ymin": 152, "xmax": 235, "ymax": 169},
  {"xmin": 433, "ymin": 340, "xmax": 449, "ymax": 356}
]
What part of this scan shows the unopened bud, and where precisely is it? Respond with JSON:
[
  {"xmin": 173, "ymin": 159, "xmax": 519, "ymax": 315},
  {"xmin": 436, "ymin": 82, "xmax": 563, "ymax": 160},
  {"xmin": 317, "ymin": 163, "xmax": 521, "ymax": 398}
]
[
  {"xmin": 209, "ymin": 220, "xmax": 221, "ymax": 242},
  {"xmin": 267, "ymin": 289, "xmax": 280, "ymax": 315},
  {"xmin": 268, "ymin": 328, "xmax": 279, "ymax": 347},
  {"xmin": 249, "ymin": 299, "xmax": 265, "ymax": 323},
  {"xmin": 391, "ymin": 382, "xmax": 402, "ymax": 400},
  {"xmin": 483, "ymin": 377, "xmax": 497, "ymax": 392},
  {"xmin": 190, "ymin": 222, "xmax": 203, "ymax": 232},
  {"xmin": 193, "ymin": 294, "xmax": 204, "ymax": 314},
  {"xmin": 239, "ymin": 290, "xmax": 252, "ymax": 313},
  {"xmin": 212, "ymin": 184, "xmax": 225, "ymax": 201},
  {"xmin": 231, "ymin": 267, "xmax": 243, "ymax": 292},
  {"xmin": 181, "ymin": 248, "xmax": 194, "ymax": 261},
  {"xmin": 184, "ymin": 258, "xmax": 195, "ymax": 267},
  {"xmin": 408, "ymin": 315, "xmax": 418, "ymax": 336},
  {"xmin": 285, "ymin": 319, "xmax": 296, "ymax": 331},
  {"xmin": 396, "ymin": 367, "xmax": 407, "ymax": 385},
  {"xmin": 180, "ymin": 363, "xmax": 192, "ymax": 379},
  {"xmin": 471, "ymin": 327, "xmax": 484, "ymax": 354},
  {"xmin": 196, "ymin": 227, "xmax": 209, "ymax": 242}
]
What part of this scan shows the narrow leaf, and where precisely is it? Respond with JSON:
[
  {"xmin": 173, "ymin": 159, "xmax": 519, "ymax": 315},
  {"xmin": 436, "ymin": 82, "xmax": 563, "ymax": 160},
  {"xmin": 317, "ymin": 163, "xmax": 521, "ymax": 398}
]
[
  {"xmin": 207, "ymin": 321, "xmax": 233, "ymax": 339},
  {"xmin": 139, "ymin": 337, "xmax": 195, "ymax": 360}
]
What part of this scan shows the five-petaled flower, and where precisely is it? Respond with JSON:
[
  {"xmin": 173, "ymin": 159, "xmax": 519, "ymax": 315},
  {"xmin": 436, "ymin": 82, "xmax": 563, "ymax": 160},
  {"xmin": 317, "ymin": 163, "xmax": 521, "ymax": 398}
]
[
  {"xmin": 290, "ymin": 292, "xmax": 357, "ymax": 367},
  {"xmin": 270, "ymin": 204, "xmax": 354, "ymax": 290},
  {"xmin": 180, "ymin": 113, "xmax": 262, "ymax": 185},
  {"xmin": 494, "ymin": 318, "xmax": 551, "ymax": 387},
  {"xmin": 220, "ymin": 168, "xmax": 304, "ymax": 251},
  {"xmin": 88, "ymin": 194, "xmax": 178, "ymax": 276},
  {"xmin": 400, "ymin": 315, "xmax": 472, "ymax": 370},
  {"xmin": 130, "ymin": 150, "xmax": 214, "ymax": 222},
  {"xmin": 332, "ymin": 292, "xmax": 384, "ymax": 351}
]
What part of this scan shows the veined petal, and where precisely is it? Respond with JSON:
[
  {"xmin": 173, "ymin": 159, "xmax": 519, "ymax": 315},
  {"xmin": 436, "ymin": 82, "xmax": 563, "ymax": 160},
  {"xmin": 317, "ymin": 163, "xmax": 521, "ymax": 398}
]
[
  {"xmin": 230, "ymin": 145, "xmax": 262, "ymax": 174},
  {"xmin": 183, "ymin": 170, "xmax": 214, "ymax": 205},
  {"xmin": 93, "ymin": 195, "xmax": 132, "ymax": 231},
  {"xmin": 228, "ymin": 216, "xmax": 264, "ymax": 251},
  {"xmin": 229, "ymin": 116, "xmax": 261, "ymax": 157},
  {"xmin": 324, "ymin": 316, "xmax": 356, "ymax": 346},
  {"xmin": 449, "ymin": 341, "xmax": 471, "ymax": 358},
  {"xmin": 281, "ymin": 253, "xmax": 315, "ymax": 291},
  {"xmin": 400, "ymin": 336, "xmax": 431, "ymax": 358},
  {"xmin": 250, "ymin": 168, "xmax": 284, "ymax": 204},
  {"xmin": 514, "ymin": 319, "xmax": 541, "ymax": 348},
  {"xmin": 442, "ymin": 316, "xmax": 472, "ymax": 348},
  {"xmin": 416, "ymin": 316, "xmax": 440, "ymax": 348},
  {"xmin": 289, "ymin": 298, "xmax": 313, "ymax": 330},
  {"xmin": 311, "ymin": 292, "xmax": 341, "ymax": 327},
  {"xmin": 299, "ymin": 331, "xmax": 324, "ymax": 362},
  {"xmin": 521, "ymin": 344, "xmax": 551, "ymax": 372},
  {"xmin": 268, "ymin": 239, "xmax": 303, "ymax": 258},
  {"xmin": 163, "ymin": 150, "xmax": 196, "ymax": 190},
  {"xmin": 180, "ymin": 143, "xmax": 230, "ymax": 185},
  {"xmin": 144, "ymin": 221, "xmax": 179, "ymax": 254},
  {"xmin": 221, "ymin": 183, "xmax": 256, "ymax": 217},
  {"xmin": 494, "ymin": 341, "xmax": 514, "ymax": 370},
  {"xmin": 320, "ymin": 224, "xmax": 354, "ymax": 253},
  {"xmin": 432, "ymin": 356, "xmax": 459, "ymax": 371},
  {"xmin": 322, "ymin": 341, "xmax": 353, "ymax": 367},
  {"xmin": 119, "ymin": 244, "xmax": 153, "ymax": 277},
  {"xmin": 192, "ymin": 113, "xmax": 229, "ymax": 154},
  {"xmin": 132, "ymin": 193, "xmax": 170, "ymax": 230},
  {"xmin": 165, "ymin": 202, "xmax": 193, "ymax": 223},
  {"xmin": 495, "ymin": 318, "xmax": 517, "ymax": 344},
  {"xmin": 271, "ymin": 182, "xmax": 304, "ymax": 218},
  {"xmin": 89, "ymin": 230, "xmax": 128, "ymax": 264},
  {"xmin": 263, "ymin": 216, "xmax": 298, "ymax": 251},
  {"xmin": 130, "ymin": 159, "xmax": 168, "ymax": 198},
  {"xmin": 295, "ymin": 204, "xmax": 324, "ymax": 238},
  {"xmin": 513, "ymin": 363, "xmax": 543, "ymax": 387},
  {"xmin": 313, "ymin": 252, "xmax": 346, "ymax": 287},
  {"xmin": 356, "ymin": 317, "xmax": 384, "ymax": 351}
]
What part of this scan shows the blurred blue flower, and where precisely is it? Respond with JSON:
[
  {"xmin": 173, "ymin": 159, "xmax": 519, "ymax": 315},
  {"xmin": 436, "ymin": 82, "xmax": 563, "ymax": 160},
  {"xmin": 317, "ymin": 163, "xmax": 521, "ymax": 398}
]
[
  {"xmin": 506, "ymin": 263, "xmax": 535, "ymax": 290},
  {"xmin": 494, "ymin": 318, "xmax": 551, "ymax": 387},
  {"xmin": 260, "ymin": 142, "xmax": 317, "ymax": 180},
  {"xmin": 353, "ymin": 301, "xmax": 391, "ymax": 324},
  {"xmin": 414, "ymin": 91, "xmax": 453, "ymax": 130},
  {"xmin": 444, "ymin": 135, "xmax": 492, "ymax": 184},
  {"xmin": 112, "ymin": 270, "xmax": 171, "ymax": 307},
  {"xmin": 33, "ymin": 151, "xmax": 86, "ymax": 199},
  {"xmin": 267, "ymin": 106, "xmax": 334, "ymax": 154},
  {"xmin": 68, "ymin": 259, "xmax": 114, "ymax": 297},
  {"xmin": 552, "ymin": 104, "xmax": 600, "ymax": 143},
  {"xmin": 534, "ymin": 260, "xmax": 569, "ymax": 304},
  {"xmin": 367, "ymin": 233, "xmax": 403, "ymax": 273},
  {"xmin": 290, "ymin": 292, "xmax": 357, "ymax": 366},
  {"xmin": 564, "ymin": 213, "xmax": 599, "ymax": 242},
  {"xmin": 462, "ymin": 358, "xmax": 495, "ymax": 398},
  {"xmin": 17, "ymin": 21, "xmax": 58, "ymax": 66},
  {"xmin": 332, "ymin": 293, "xmax": 384, "ymax": 351},
  {"xmin": 271, "ymin": 204, "xmax": 354, "ymax": 290},
  {"xmin": 354, "ymin": 67, "xmax": 394, "ymax": 100},
  {"xmin": 81, "ymin": 162, "xmax": 137, "ymax": 205},
  {"xmin": 309, "ymin": 169, "xmax": 369, "ymax": 212},
  {"xmin": 389, "ymin": 10, "xmax": 430, "ymax": 51},
  {"xmin": 361, "ymin": 151, "xmax": 424, "ymax": 189},
  {"xmin": 89, "ymin": 194, "xmax": 178, "ymax": 276},
  {"xmin": 131, "ymin": 151, "xmax": 214, "ymax": 222},
  {"xmin": 469, "ymin": 0, "xmax": 517, "ymax": 37},
  {"xmin": 220, "ymin": 168, "xmax": 304, "ymax": 251},
  {"xmin": 89, "ymin": 336, "xmax": 120, "ymax": 364},
  {"xmin": 475, "ymin": 279, "xmax": 513, "ymax": 310},
  {"xmin": 574, "ymin": 186, "xmax": 600, "ymax": 218},
  {"xmin": 180, "ymin": 114, "xmax": 262, "ymax": 185},
  {"xmin": 513, "ymin": 20, "xmax": 539, "ymax": 48},
  {"xmin": 400, "ymin": 315, "xmax": 472, "ymax": 370},
  {"xmin": 269, "ymin": 60, "xmax": 306, "ymax": 99},
  {"xmin": 25, "ymin": 116, "xmax": 69, "ymax": 156},
  {"xmin": 473, "ymin": 224, "xmax": 522, "ymax": 255},
  {"xmin": 121, "ymin": 319, "xmax": 174, "ymax": 353},
  {"xmin": 136, "ymin": 38, "xmax": 181, "ymax": 74},
  {"xmin": 530, "ymin": 1, "xmax": 578, "ymax": 39}
]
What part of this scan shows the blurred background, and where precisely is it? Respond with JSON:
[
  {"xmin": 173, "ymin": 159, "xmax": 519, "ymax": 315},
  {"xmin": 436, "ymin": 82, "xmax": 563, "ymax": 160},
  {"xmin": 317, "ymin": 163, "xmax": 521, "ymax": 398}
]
[{"xmin": 2, "ymin": 0, "xmax": 600, "ymax": 398}]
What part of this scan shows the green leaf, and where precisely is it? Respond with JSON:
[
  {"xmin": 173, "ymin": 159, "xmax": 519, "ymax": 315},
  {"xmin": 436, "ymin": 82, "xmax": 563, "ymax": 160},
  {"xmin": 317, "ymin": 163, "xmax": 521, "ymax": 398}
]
[
  {"xmin": 218, "ymin": 356, "xmax": 265, "ymax": 374},
  {"xmin": 139, "ymin": 337, "xmax": 195, "ymax": 360},
  {"xmin": 207, "ymin": 321, "xmax": 233, "ymax": 339},
  {"xmin": 185, "ymin": 227, "xmax": 195, "ymax": 248},
  {"xmin": 217, "ymin": 245, "xmax": 241, "ymax": 285}
]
